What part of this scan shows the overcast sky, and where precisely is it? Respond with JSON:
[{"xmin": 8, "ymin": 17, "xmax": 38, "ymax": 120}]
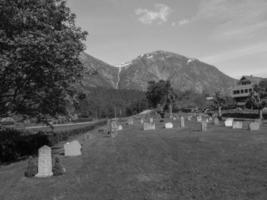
[{"xmin": 66, "ymin": 0, "xmax": 267, "ymax": 78}]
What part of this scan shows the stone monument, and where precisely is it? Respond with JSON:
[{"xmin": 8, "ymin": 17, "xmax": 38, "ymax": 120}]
[{"xmin": 35, "ymin": 145, "xmax": 53, "ymax": 178}]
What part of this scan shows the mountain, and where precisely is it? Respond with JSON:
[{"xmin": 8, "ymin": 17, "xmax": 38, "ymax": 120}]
[
  {"xmin": 78, "ymin": 52, "xmax": 119, "ymax": 89},
  {"xmin": 79, "ymin": 51, "xmax": 236, "ymax": 95},
  {"xmin": 118, "ymin": 51, "xmax": 236, "ymax": 94}
]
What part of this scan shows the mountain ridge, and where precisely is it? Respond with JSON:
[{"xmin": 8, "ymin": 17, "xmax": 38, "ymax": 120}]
[{"xmin": 79, "ymin": 50, "xmax": 237, "ymax": 95}]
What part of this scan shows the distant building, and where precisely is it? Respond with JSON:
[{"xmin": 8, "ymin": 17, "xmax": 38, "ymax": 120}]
[{"xmin": 231, "ymin": 76, "xmax": 261, "ymax": 106}]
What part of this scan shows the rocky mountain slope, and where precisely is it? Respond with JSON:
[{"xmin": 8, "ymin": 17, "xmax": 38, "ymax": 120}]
[{"xmin": 79, "ymin": 51, "xmax": 236, "ymax": 94}]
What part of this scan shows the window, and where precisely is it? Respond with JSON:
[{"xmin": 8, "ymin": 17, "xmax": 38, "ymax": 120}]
[
  {"xmin": 245, "ymin": 89, "xmax": 248, "ymax": 93},
  {"xmin": 241, "ymin": 90, "xmax": 244, "ymax": 93}
]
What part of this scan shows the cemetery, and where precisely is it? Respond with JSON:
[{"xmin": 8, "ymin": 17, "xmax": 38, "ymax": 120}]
[{"xmin": 0, "ymin": 113, "xmax": 267, "ymax": 200}]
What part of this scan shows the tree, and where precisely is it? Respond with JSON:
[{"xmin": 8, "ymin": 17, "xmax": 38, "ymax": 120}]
[
  {"xmin": 0, "ymin": 0, "xmax": 87, "ymax": 122},
  {"xmin": 146, "ymin": 80, "xmax": 177, "ymax": 117},
  {"xmin": 212, "ymin": 92, "xmax": 226, "ymax": 119},
  {"xmin": 246, "ymin": 79, "xmax": 267, "ymax": 119}
]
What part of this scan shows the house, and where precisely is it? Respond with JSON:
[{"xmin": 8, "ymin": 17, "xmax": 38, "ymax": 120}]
[{"xmin": 231, "ymin": 76, "xmax": 261, "ymax": 106}]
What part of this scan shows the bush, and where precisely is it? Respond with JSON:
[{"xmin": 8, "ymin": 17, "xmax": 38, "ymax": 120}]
[{"xmin": 0, "ymin": 120, "xmax": 107, "ymax": 163}]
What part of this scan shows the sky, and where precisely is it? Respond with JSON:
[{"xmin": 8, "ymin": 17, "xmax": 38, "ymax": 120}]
[{"xmin": 66, "ymin": 0, "xmax": 267, "ymax": 78}]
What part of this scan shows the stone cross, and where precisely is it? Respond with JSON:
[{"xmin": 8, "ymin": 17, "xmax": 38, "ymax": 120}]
[{"xmin": 35, "ymin": 145, "xmax": 53, "ymax": 178}]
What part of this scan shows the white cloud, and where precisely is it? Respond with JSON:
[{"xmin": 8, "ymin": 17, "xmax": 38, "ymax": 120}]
[
  {"xmin": 178, "ymin": 19, "xmax": 190, "ymax": 26},
  {"xmin": 135, "ymin": 4, "xmax": 172, "ymax": 24}
]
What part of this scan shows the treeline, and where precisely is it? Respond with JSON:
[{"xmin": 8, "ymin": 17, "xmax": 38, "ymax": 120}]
[
  {"xmin": 73, "ymin": 87, "xmax": 217, "ymax": 119},
  {"xmin": 74, "ymin": 88, "xmax": 149, "ymax": 119}
]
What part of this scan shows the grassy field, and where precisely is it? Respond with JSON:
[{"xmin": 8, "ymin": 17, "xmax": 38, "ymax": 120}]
[{"xmin": 0, "ymin": 118, "xmax": 267, "ymax": 200}]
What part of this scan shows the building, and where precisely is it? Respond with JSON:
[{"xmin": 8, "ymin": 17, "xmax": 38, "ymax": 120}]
[{"xmin": 231, "ymin": 76, "xmax": 261, "ymax": 106}]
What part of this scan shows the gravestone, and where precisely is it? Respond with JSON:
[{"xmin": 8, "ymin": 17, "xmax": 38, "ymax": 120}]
[
  {"xmin": 140, "ymin": 118, "xmax": 144, "ymax": 124},
  {"xmin": 24, "ymin": 156, "xmax": 38, "ymax": 177},
  {"xmin": 165, "ymin": 122, "xmax": 173, "ymax": 129},
  {"xmin": 149, "ymin": 118, "xmax": 154, "ymax": 123},
  {"xmin": 52, "ymin": 157, "xmax": 66, "ymax": 176},
  {"xmin": 197, "ymin": 116, "xmax": 202, "ymax": 122},
  {"xmin": 201, "ymin": 121, "xmax": 207, "ymax": 132},
  {"xmin": 180, "ymin": 116, "xmax": 185, "ymax": 128},
  {"xmin": 117, "ymin": 125, "xmax": 123, "ymax": 131},
  {"xmin": 111, "ymin": 120, "xmax": 118, "ymax": 132},
  {"xmin": 64, "ymin": 140, "xmax": 82, "ymax": 156},
  {"xmin": 143, "ymin": 122, "xmax": 156, "ymax": 131},
  {"xmin": 232, "ymin": 121, "xmax": 243, "ymax": 129},
  {"xmin": 127, "ymin": 118, "xmax": 134, "ymax": 125},
  {"xmin": 214, "ymin": 117, "xmax": 220, "ymax": 125},
  {"xmin": 249, "ymin": 122, "xmax": 260, "ymax": 131},
  {"xmin": 35, "ymin": 145, "xmax": 53, "ymax": 178},
  {"xmin": 225, "ymin": 118, "xmax": 234, "ymax": 127}
]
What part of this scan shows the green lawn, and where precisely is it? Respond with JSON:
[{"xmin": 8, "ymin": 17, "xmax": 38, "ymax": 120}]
[{"xmin": 0, "ymin": 119, "xmax": 267, "ymax": 200}]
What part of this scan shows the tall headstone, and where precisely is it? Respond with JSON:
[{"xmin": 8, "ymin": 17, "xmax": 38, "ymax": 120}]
[
  {"xmin": 225, "ymin": 118, "xmax": 234, "ymax": 127},
  {"xmin": 180, "ymin": 116, "xmax": 185, "ymax": 128},
  {"xmin": 201, "ymin": 121, "xmax": 207, "ymax": 132},
  {"xmin": 36, "ymin": 145, "xmax": 53, "ymax": 178},
  {"xmin": 232, "ymin": 121, "xmax": 243, "ymax": 129},
  {"xmin": 64, "ymin": 140, "xmax": 82, "ymax": 156},
  {"xmin": 143, "ymin": 122, "xmax": 156, "ymax": 130},
  {"xmin": 165, "ymin": 122, "xmax": 173, "ymax": 129}
]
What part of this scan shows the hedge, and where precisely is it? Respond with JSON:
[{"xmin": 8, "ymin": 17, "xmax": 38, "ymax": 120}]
[{"xmin": 0, "ymin": 120, "xmax": 106, "ymax": 163}]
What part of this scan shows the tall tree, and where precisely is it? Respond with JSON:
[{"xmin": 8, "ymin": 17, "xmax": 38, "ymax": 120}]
[
  {"xmin": 0, "ymin": 0, "xmax": 87, "ymax": 122},
  {"xmin": 246, "ymin": 79, "xmax": 267, "ymax": 119},
  {"xmin": 146, "ymin": 80, "xmax": 177, "ymax": 117}
]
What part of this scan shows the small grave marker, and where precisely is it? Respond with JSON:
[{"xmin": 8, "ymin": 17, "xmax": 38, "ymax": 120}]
[
  {"xmin": 143, "ymin": 122, "xmax": 156, "ymax": 131},
  {"xmin": 225, "ymin": 118, "xmax": 234, "ymax": 127},
  {"xmin": 232, "ymin": 121, "xmax": 243, "ymax": 129},
  {"xmin": 165, "ymin": 122, "xmax": 173, "ymax": 129},
  {"xmin": 249, "ymin": 122, "xmax": 260, "ymax": 131},
  {"xmin": 201, "ymin": 121, "xmax": 207, "ymax": 132},
  {"xmin": 64, "ymin": 140, "xmax": 82, "ymax": 156}
]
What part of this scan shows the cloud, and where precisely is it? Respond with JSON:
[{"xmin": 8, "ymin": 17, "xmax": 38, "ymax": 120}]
[
  {"xmin": 200, "ymin": 42, "xmax": 267, "ymax": 63},
  {"xmin": 178, "ymin": 19, "xmax": 190, "ymax": 26},
  {"xmin": 135, "ymin": 4, "xmax": 172, "ymax": 24}
]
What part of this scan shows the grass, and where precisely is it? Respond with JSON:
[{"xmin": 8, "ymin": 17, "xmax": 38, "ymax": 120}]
[{"xmin": 0, "ymin": 118, "xmax": 267, "ymax": 200}]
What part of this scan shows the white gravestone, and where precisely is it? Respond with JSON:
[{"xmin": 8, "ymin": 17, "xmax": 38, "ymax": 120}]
[
  {"xmin": 232, "ymin": 121, "xmax": 243, "ymax": 129},
  {"xmin": 111, "ymin": 120, "xmax": 118, "ymax": 132},
  {"xmin": 117, "ymin": 125, "xmax": 123, "ymax": 131},
  {"xmin": 225, "ymin": 118, "xmax": 234, "ymax": 127},
  {"xmin": 36, "ymin": 145, "xmax": 53, "ymax": 177},
  {"xmin": 143, "ymin": 122, "xmax": 156, "ymax": 131},
  {"xmin": 180, "ymin": 116, "xmax": 185, "ymax": 128},
  {"xmin": 197, "ymin": 116, "xmax": 202, "ymax": 122},
  {"xmin": 64, "ymin": 140, "xmax": 82, "ymax": 156},
  {"xmin": 165, "ymin": 122, "xmax": 173, "ymax": 129},
  {"xmin": 249, "ymin": 122, "xmax": 260, "ymax": 131}
]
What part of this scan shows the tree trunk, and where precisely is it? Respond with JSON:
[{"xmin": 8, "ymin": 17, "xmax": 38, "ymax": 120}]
[
  {"xmin": 218, "ymin": 106, "xmax": 222, "ymax": 118},
  {"xmin": 259, "ymin": 109, "xmax": 263, "ymax": 120},
  {"xmin": 169, "ymin": 104, "xmax": 173, "ymax": 118}
]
